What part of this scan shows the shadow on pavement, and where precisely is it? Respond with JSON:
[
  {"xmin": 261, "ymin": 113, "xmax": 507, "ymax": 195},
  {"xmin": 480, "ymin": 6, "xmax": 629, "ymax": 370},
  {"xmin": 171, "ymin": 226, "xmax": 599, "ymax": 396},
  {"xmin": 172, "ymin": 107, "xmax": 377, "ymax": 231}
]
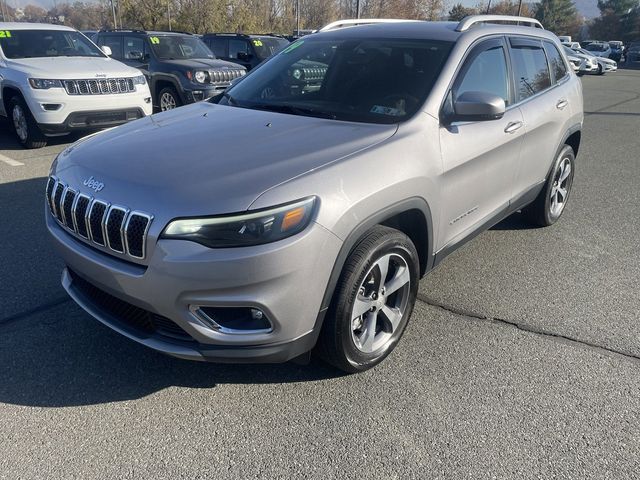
[
  {"xmin": 0, "ymin": 177, "xmax": 342, "ymax": 408},
  {"xmin": 0, "ymin": 118, "xmax": 82, "ymax": 151}
]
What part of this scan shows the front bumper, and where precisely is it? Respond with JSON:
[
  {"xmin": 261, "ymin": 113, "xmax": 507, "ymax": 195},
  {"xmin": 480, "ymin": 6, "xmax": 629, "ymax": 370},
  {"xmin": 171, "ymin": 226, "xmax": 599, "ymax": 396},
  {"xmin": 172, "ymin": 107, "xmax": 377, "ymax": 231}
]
[
  {"xmin": 39, "ymin": 108, "xmax": 146, "ymax": 134},
  {"xmin": 181, "ymin": 85, "xmax": 229, "ymax": 104},
  {"xmin": 26, "ymin": 85, "xmax": 153, "ymax": 128},
  {"xmin": 47, "ymin": 211, "xmax": 342, "ymax": 362}
]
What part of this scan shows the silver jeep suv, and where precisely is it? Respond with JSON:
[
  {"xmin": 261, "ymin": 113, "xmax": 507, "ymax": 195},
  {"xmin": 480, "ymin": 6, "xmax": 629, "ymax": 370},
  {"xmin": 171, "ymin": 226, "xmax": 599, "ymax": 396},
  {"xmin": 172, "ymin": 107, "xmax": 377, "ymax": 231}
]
[{"xmin": 46, "ymin": 16, "xmax": 583, "ymax": 373}]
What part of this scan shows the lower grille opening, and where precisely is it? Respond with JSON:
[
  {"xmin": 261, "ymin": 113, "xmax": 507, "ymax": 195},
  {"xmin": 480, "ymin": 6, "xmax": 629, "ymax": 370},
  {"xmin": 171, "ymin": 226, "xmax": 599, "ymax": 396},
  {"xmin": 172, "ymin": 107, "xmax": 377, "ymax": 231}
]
[{"xmin": 68, "ymin": 269, "xmax": 194, "ymax": 343}]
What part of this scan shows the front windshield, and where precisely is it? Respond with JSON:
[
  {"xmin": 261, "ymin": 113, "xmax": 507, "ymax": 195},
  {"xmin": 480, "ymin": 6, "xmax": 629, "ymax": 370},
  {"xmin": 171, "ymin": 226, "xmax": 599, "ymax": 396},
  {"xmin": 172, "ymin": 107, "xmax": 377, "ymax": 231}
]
[
  {"xmin": 585, "ymin": 43, "xmax": 607, "ymax": 52},
  {"xmin": 150, "ymin": 35, "xmax": 214, "ymax": 60},
  {"xmin": 252, "ymin": 37, "xmax": 290, "ymax": 60},
  {"xmin": 219, "ymin": 37, "xmax": 453, "ymax": 124},
  {"xmin": 0, "ymin": 29, "xmax": 104, "ymax": 59}
]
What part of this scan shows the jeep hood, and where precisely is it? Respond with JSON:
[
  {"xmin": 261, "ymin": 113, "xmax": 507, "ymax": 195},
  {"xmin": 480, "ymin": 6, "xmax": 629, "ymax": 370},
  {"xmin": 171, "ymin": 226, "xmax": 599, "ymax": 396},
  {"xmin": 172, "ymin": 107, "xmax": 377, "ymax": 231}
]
[
  {"xmin": 53, "ymin": 102, "xmax": 397, "ymax": 219},
  {"xmin": 7, "ymin": 56, "xmax": 142, "ymax": 78},
  {"xmin": 161, "ymin": 58, "xmax": 244, "ymax": 70}
]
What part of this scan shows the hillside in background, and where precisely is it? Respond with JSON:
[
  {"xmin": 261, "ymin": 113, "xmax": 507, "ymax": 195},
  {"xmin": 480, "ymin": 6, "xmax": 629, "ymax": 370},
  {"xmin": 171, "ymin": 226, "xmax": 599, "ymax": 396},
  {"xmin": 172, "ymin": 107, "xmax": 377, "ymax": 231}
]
[{"xmin": 573, "ymin": 0, "xmax": 600, "ymax": 18}]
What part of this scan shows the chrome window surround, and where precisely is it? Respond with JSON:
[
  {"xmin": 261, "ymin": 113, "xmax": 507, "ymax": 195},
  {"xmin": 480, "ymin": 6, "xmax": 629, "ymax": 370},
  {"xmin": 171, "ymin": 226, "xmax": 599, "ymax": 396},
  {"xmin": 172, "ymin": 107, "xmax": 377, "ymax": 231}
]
[{"xmin": 47, "ymin": 176, "xmax": 154, "ymax": 260}]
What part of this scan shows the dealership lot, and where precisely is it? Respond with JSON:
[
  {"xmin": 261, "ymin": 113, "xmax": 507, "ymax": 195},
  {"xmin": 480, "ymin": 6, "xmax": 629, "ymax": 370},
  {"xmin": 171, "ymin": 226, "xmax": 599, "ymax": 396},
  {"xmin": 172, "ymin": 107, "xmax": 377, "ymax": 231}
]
[{"xmin": 1, "ymin": 71, "xmax": 639, "ymax": 478}]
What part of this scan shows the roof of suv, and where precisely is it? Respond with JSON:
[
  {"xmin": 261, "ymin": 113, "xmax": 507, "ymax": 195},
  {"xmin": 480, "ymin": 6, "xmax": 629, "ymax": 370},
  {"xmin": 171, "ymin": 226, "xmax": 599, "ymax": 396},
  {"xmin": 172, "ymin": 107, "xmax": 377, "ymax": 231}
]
[
  {"xmin": 0, "ymin": 22, "xmax": 75, "ymax": 31},
  {"xmin": 312, "ymin": 19, "xmax": 557, "ymax": 44},
  {"xmin": 97, "ymin": 29, "xmax": 194, "ymax": 37}
]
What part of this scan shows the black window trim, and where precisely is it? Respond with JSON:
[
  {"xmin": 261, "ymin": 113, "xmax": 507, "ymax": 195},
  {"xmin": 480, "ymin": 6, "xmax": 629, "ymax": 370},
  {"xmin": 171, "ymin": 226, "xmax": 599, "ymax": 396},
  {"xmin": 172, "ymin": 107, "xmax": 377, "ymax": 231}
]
[
  {"xmin": 542, "ymin": 40, "xmax": 569, "ymax": 85},
  {"xmin": 505, "ymin": 35, "xmax": 568, "ymax": 108},
  {"xmin": 439, "ymin": 35, "xmax": 513, "ymax": 125}
]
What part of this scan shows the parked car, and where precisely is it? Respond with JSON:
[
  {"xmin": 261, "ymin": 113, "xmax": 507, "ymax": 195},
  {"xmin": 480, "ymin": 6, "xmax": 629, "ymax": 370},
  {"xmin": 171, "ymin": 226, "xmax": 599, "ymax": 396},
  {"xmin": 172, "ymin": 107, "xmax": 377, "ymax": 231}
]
[
  {"xmin": 609, "ymin": 40, "xmax": 623, "ymax": 62},
  {"xmin": 583, "ymin": 42, "xmax": 611, "ymax": 58},
  {"xmin": 563, "ymin": 45, "xmax": 597, "ymax": 75},
  {"xmin": 625, "ymin": 42, "xmax": 640, "ymax": 67},
  {"xmin": 574, "ymin": 47, "xmax": 617, "ymax": 74},
  {"xmin": 567, "ymin": 41, "xmax": 581, "ymax": 49},
  {"xmin": 201, "ymin": 33, "xmax": 289, "ymax": 71},
  {"xmin": 94, "ymin": 29, "xmax": 246, "ymax": 111},
  {"xmin": 47, "ymin": 15, "xmax": 583, "ymax": 372},
  {"xmin": 558, "ymin": 35, "xmax": 571, "ymax": 44},
  {"xmin": 81, "ymin": 30, "xmax": 98, "ymax": 42},
  {"xmin": 564, "ymin": 52, "xmax": 582, "ymax": 73},
  {"xmin": 0, "ymin": 22, "xmax": 152, "ymax": 148}
]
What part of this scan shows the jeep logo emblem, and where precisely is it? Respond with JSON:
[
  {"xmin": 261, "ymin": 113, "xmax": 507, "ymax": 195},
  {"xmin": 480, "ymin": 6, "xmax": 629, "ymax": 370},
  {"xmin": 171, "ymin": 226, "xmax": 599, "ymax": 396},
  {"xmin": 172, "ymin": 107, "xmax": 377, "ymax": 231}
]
[{"xmin": 83, "ymin": 176, "xmax": 105, "ymax": 192}]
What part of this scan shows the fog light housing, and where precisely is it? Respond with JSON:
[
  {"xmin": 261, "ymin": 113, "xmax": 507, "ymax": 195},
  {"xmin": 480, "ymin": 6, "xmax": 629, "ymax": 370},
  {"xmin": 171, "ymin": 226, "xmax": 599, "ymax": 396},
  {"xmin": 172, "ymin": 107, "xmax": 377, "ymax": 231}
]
[{"xmin": 190, "ymin": 306, "xmax": 273, "ymax": 334}]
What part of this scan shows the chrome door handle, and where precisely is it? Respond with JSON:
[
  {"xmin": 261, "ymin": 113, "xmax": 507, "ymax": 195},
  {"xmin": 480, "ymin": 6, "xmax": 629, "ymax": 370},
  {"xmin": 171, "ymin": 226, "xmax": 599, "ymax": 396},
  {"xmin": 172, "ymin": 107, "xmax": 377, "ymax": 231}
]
[
  {"xmin": 556, "ymin": 99, "xmax": 568, "ymax": 110},
  {"xmin": 504, "ymin": 121, "xmax": 523, "ymax": 134}
]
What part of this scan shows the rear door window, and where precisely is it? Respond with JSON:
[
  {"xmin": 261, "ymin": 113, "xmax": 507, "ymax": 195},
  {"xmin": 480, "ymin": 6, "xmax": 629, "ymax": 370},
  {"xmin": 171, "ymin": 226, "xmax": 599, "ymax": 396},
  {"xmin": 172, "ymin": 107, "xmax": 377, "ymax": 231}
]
[
  {"xmin": 543, "ymin": 41, "xmax": 568, "ymax": 84},
  {"xmin": 509, "ymin": 38, "xmax": 551, "ymax": 102},
  {"xmin": 207, "ymin": 37, "xmax": 226, "ymax": 58},
  {"xmin": 228, "ymin": 39, "xmax": 250, "ymax": 59},
  {"xmin": 100, "ymin": 35, "xmax": 123, "ymax": 60}
]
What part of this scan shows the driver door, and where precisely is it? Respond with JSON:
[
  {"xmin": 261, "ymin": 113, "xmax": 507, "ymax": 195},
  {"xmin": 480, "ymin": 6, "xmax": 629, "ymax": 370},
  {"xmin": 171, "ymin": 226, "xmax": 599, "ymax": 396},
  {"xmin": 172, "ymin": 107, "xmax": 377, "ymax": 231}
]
[{"xmin": 437, "ymin": 37, "xmax": 525, "ymax": 251}]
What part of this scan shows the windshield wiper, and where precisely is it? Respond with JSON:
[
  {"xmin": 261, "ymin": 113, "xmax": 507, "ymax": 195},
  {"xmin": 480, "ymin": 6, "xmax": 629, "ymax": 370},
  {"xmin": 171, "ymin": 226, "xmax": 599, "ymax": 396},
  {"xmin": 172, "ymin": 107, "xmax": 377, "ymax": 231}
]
[{"xmin": 250, "ymin": 103, "xmax": 337, "ymax": 120}]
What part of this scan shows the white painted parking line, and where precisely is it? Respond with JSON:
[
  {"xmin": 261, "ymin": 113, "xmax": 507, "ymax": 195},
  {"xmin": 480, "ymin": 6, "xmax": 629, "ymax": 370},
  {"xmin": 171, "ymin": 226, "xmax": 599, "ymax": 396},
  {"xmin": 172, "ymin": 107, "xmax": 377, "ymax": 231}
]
[{"xmin": 0, "ymin": 153, "xmax": 24, "ymax": 166}]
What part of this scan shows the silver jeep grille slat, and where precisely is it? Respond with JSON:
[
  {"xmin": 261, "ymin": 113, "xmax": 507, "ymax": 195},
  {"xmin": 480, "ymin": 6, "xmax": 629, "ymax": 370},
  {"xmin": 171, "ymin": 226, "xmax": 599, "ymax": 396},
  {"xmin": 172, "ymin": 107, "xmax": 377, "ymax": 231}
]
[
  {"xmin": 64, "ymin": 78, "xmax": 135, "ymax": 95},
  {"xmin": 47, "ymin": 176, "xmax": 153, "ymax": 260},
  {"xmin": 210, "ymin": 68, "xmax": 245, "ymax": 85}
]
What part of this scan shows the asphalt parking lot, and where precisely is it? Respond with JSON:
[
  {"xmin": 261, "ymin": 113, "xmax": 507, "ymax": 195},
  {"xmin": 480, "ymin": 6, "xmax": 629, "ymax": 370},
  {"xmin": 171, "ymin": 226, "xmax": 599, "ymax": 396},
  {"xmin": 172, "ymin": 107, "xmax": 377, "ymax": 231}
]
[{"xmin": 1, "ymin": 71, "xmax": 639, "ymax": 479}]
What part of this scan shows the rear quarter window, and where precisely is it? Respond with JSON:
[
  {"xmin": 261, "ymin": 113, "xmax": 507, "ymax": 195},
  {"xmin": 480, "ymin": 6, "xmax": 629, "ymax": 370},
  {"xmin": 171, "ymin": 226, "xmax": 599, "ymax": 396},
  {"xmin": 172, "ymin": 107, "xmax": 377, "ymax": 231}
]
[
  {"xmin": 543, "ymin": 41, "xmax": 568, "ymax": 84},
  {"xmin": 509, "ymin": 38, "xmax": 551, "ymax": 102}
]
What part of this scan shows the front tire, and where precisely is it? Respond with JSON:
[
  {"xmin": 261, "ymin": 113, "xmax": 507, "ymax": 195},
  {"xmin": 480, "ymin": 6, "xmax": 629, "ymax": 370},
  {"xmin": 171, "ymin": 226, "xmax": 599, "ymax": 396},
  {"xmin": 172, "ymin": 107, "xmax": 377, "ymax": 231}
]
[
  {"xmin": 524, "ymin": 145, "xmax": 575, "ymax": 227},
  {"xmin": 597, "ymin": 64, "xmax": 605, "ymax": 75},
  {"xmin": 158, "ymin": 87, "xmax": 181, "ymax": 112},
  {"xmin": 316, "ymin": 226, "xmax": 419, "ymax": 373},
  {"xmin": 9, "ymin": 96, "xmax": 47, "ymax": 149}
]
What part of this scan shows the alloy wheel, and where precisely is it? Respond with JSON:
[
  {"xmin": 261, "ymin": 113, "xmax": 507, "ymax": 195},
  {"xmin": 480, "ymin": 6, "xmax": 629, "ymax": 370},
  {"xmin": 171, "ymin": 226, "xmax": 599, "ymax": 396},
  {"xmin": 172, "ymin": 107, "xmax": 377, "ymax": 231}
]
[
  {"xmin": 12, "ymin": 104, "xmax": 28, "ymax": 142},
  {"xmin": 350, "ymin": 253, "xmax": 411, "ymax": 354},
  {"xmin": 550, "ymin": 156, "xmax": 572, "ymax": 217},
  {"xmin": 160, "ymin": 92, "xmax": 177, "ymax": 111}
]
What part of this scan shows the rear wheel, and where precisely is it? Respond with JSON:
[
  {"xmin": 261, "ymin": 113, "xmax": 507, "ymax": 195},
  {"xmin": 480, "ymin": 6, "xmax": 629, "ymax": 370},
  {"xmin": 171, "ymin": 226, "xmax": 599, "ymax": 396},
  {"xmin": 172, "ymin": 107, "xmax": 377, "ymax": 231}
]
[
  {"xmin": 316, "ymin": 226, "xmax": 419, "ymax": 373},
  {"xmin": 9, "ymin": 96, "xmax": 47, "ymax": 149},
  {"xmin": 524, "ymin": 145, "xmax": 575, "ymax": 227},
  {"xmin": 158, "ymin": 87, "xmax": 181, "ymax": 112}
]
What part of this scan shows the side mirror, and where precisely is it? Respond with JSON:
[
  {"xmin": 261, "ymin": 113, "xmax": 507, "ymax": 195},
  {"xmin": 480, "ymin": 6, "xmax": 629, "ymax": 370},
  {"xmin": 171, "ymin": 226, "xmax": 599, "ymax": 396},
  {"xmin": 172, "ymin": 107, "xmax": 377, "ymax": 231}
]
[
  {"xmin": 237, "ymin": 52, "xmax": 252, "ymax": 61},
  {"xmin": 127, "ymin": 50, "xmax": 144, "ymax": 61},
  {"xmin": 451, "ymin": 91, "xmax": 505, "ymax": 122},
  {"xmin": 101, "ymin": 46, "xmax": 112, "ymax": 56}
]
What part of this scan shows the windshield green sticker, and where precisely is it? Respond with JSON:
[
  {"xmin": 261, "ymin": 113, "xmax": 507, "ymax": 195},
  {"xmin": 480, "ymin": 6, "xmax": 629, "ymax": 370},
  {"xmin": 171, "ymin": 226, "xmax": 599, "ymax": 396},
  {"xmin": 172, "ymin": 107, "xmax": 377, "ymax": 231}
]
[
  {"xmin": 0, "ymin": 31, "xmax": 12, "ymax": 38},
  {"xmin": 150, "ymin": 36, "xmax": 160, "ymax": 45},
  {"xmin": 282, "ymin": 40, "xmax": 303, "ymax": 54},
  {"xmin": 253, "ymin": 39, "xmax": 263, "ymax": 47}
]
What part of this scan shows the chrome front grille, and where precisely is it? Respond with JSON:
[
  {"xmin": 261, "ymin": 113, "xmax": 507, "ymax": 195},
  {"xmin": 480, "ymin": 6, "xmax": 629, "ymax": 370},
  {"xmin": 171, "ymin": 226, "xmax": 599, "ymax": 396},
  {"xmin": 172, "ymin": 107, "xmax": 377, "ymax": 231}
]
[
  {"xmin": 64, "ymin": 78, "xmax": 135, "ymax": 95},
  {"xmin": 47, "ymin": 176, "xmax": 153, "ymax": 260},
  {"xmin": 209, "ymin": 68, "xmax": 246, "ymax": 85}
]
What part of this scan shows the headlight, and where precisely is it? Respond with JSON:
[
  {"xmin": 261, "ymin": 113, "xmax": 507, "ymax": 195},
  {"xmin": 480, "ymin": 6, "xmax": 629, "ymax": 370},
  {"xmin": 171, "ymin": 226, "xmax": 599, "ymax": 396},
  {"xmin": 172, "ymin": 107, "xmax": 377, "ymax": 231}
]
[
  {"xmin": 132, "ymin": 75, "xmax": 146, "ymax": 85},
  {"xmin": 29, "ymin": 78, "xmax": 63, "ymax": 89},
  {"xmin": 194, "ymin": 70, "xmax": 209, "ymax": 83},
  {"xmin": 161, "ymin": 197, "xmax": 316, "ymax": 248}
]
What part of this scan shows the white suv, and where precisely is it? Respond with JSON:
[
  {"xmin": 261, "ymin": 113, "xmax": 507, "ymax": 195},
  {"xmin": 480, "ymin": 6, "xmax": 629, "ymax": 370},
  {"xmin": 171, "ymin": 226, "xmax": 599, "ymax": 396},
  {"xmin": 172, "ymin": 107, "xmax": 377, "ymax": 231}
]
[{"xmin": 0, "ymin": 23, "xmax": 153, "ymax": 148}]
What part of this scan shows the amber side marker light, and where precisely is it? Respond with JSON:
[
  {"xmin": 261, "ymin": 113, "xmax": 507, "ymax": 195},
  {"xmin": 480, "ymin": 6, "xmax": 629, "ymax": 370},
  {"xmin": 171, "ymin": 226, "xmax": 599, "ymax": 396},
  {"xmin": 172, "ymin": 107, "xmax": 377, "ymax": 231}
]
[{"xmin": 282, "ymin": 207, "xmax": 305, "ymax": 231}]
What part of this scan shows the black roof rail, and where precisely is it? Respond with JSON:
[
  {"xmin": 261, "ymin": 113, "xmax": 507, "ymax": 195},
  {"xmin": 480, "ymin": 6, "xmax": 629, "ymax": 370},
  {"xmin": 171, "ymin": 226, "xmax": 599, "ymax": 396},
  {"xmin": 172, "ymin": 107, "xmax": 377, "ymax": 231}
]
[
  {"xmin": 202, "ymin": 32, "xmax": 251, "ymax": 38},
  {"xmin": 98, "ymin": 28, "xmax": 147, "ymax": 34}
]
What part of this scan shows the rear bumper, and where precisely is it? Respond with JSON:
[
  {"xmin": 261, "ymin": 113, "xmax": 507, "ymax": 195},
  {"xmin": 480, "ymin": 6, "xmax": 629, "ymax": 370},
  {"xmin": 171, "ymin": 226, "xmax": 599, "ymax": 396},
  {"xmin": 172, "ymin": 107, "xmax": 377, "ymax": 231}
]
[{"xmin": 39, "ymin": 108, "xmax": 146, "ymax": 134}]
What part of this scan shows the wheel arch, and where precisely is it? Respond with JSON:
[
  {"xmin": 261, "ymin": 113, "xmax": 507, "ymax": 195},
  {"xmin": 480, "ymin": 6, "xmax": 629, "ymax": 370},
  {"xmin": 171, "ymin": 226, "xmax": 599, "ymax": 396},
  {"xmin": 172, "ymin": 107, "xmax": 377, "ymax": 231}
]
[
  {"xmin": 2, "ymin": 85, "xmax": 24, "ymax": 114},
  {"xmin": 564, "ymin": 127, "xmax": 581, "ymax": 158},
  {"xmin": 319, "ymin": 197, "xmax": 434, "ymax": 313}
]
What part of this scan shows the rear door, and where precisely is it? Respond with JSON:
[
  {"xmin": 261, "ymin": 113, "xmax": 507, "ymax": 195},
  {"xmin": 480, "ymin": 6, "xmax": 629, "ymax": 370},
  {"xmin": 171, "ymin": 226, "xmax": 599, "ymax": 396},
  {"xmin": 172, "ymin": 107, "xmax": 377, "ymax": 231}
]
[
  {"xmin": 508, "ymin": 37, "xmax": 572, "ymax": 198},
  {"xmin": 438, "ymin": 37, "xmax": 525, "ymax": 250}
]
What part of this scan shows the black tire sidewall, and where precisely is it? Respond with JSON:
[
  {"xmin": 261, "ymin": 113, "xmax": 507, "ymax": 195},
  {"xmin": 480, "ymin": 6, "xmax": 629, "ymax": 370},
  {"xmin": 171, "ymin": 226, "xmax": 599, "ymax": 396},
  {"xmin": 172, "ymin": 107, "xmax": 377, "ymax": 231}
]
[
  {"xmin": 542, "ymin": 145, "xmax": 575, "ymax": 225},
  {"xmin": 332, "ymin": 229, "xmax": 419, "ymax": 372},
  {"xmin": 9, "ymin": 96, "xmax": 43, "ymax": 148}
]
